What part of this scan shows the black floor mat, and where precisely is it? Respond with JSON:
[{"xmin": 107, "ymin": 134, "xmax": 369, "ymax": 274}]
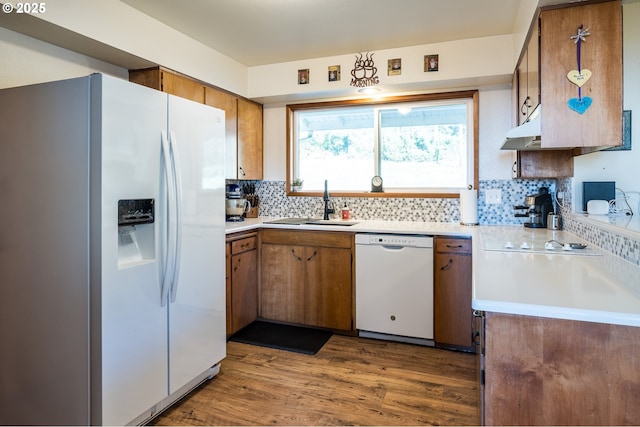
[{"xmin": 229, "ymin": 321, "xmax": 332, "ymax": 355}]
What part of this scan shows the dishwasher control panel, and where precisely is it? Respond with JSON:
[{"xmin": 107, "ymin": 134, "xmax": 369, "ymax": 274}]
[{"xmin": 355, "ymin": 234, "xmax": 433, "ymax": 248}]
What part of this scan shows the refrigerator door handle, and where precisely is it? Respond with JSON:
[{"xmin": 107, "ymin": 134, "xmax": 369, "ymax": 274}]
[
  {"xmin": 160, "ymin": 130, "xmax": 176, "ymax": 307},
  {"xmin": 168, "ymin": 132, "xmax": 183, "ymax": 303}
]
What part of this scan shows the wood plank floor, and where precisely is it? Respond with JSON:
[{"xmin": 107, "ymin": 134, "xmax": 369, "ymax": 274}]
[{"xmin": 152, "ymin": 335, "xmax": 479, "ymax": 426}]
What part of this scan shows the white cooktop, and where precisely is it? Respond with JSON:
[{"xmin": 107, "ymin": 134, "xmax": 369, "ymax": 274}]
[{"xmin": 480, "ymin": 227, "xmax": 601, "ymax": 256}]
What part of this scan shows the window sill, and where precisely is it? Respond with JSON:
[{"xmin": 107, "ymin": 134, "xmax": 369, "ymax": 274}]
[{"xmin": 286, "ymin": 190, "xmax": 460, "ymax": 199}]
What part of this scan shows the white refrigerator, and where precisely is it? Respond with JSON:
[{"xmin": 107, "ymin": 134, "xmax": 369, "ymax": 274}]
[{"xmin": 0, "ymin": 74, "xmax": 227, "ymax": 425}]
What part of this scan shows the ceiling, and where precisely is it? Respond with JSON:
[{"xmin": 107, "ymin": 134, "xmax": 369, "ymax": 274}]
[{"xmin": 121, "ymin": 0, "xmax": 526, "ymax": 67}]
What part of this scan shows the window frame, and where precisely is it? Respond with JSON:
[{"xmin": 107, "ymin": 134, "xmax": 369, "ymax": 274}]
[{"xmin": 286, "ymin": 90, "xmax": 479, "ymax": 198}]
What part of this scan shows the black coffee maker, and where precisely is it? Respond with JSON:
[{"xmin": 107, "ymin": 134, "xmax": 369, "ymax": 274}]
[{"xmin": 514, "ymin": 187, "xmax": 554, "ymax": 228}]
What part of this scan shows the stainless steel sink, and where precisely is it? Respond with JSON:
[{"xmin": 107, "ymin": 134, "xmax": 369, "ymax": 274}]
[
  {"xmin": 262, "ymin": 218, "xmax": 358, "ymax": 226},
  {"xmin": 262, "ymin": 217, "xmax": 317, "ymax": 225},
  {"xmin": 305, "ymin": 219, "xmax": 359, "ymax": 226}
]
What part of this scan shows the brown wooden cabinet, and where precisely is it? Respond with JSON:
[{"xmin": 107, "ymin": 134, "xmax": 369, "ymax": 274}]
[
  {"xmin": 205, "ymin": 88, "xmax": 263, "ymax": 180},
  {"xmin": 129, "ymin": 67, "xmax": 205, "ymax": 103},
  {"xmin": 511, "ymin": 11, "xmax": 574, "ymax": 179},
  {"xmin": 482, "ymin": 312, "xmax": 640, "ymax": 425},
  {"xmin": 225, "ymin": 231, "xmax": 258, "ymax": 337},
  {"xmin": 540, "ymin": 0, "xmax": 622, "ymax": 150},
  {"xmin": 514, "ymin": 150, "xmax": 574, "ymax": 179},
  {"xmin": 236, "ymin": 98, "xmax": 263, "ymax": 180},
  {"xmin": 129, "ymin": 66, "xmax": 263, "ymax": 179},
  {"xmin": 434, "ymin": 237, "xmax": 473, "ymax": 352},
  {"xmin": 514, "ymin": 13, "xmax": 540, "ymax": 127},
  {"xmin": 260, "ymin": 229, "xmax": 353, "ymax": 332},
  {"xmin": 510, "ymin": 1, "xmax": 622, "ymax": 177}
]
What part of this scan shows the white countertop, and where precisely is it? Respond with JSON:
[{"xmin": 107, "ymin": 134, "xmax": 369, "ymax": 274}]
[
  {"xmin": 472, "ymin": 226, "xmax": 640, "ymax": 327},
  {"xmin": 226, "ymin": 217, "xmax": 474, "ymax": 236},
  {"xmin": 226, "ymin": 218, "xmax": 640, "ymax": 327}
]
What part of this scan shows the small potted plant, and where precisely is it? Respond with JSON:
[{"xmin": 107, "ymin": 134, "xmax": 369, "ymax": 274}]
[{"xmin": 292, "ymin": 178, "xmax": 304, "ymax": 192}]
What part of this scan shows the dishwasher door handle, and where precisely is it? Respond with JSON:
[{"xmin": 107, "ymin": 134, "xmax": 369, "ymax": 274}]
[{"xmin": 381, "ymin": 245, "xmax": 405, "ymax": 251}]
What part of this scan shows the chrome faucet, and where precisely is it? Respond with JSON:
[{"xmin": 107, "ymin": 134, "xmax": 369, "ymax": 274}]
[{"xmin": 323, "ymin": 179, "xmax": 334, "ymax": 220}]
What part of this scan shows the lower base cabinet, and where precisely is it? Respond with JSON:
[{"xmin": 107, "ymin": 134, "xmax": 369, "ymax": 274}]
[
  {"xmin": 483, "ymin": 312, "xmax": 640, "ymax": 425},
  {"xmin": 434, "ymin": 237, "xmax": 473, "ymax": 352},
  {"xmin": 226, "ymin": 232, "xmax": 258, "ymax": 337},
  {"xmin": 260, "ymin": 229, "xmax": 354, "ymax": 332}
]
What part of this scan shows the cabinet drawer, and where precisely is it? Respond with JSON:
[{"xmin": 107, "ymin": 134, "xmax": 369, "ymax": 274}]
[
  {"xmin": 435, "ymin": 237, "xmax": 472, "ymax": 254},
  {"xmin": 231, "ymin": 236, "xmax": 257, "ymax": 254},
  {"xmin": 261, "ymin": 229, "xmax": 352, "ymax": 249}
]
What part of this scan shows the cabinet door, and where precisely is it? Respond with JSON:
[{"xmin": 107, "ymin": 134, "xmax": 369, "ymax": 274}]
[
  {"xmin": 434, "ymin": 238, "xmax": 473, "ymax": 351},
  {"xmin": 205, "ymin": 87, "xmax": 238, "ymax": 180},
  {"xmin": 237, "ymin": 98, "xmax": 263, "ymax": 180},
  {"xmin": 516, "ymin": 150, "xmax": 574, "ymax": 178},
  {"xmin": 225, "ymin": 242, "xmax": 232, "ymax": 337},
  {"xmin": 540, "ymin": 1, "xmax": 622, "ymax": 148},
  {"xmin": 230, "ymin": 249, "xmax": 258, "ymax": 333},
  {"xmin": 304, "ymin": 247, "xmax": 352, "ymax": 330},
  {"xmin": 526, "ymin": 25, "xmax": 539, "ymax": 116},
  {"xmin": 517, "ymin": 51, "xmax": 529, "ymax": 126},
  {"xmin": 435, "ymin": 252, "xmax": 472, "ymax": 349},
  {"xmin": 161, "ymin": 71, "xmax": 205, "ymax": 103},
  {"xmin": 260, "ymin": 244, "xmax": 305, "ymax": 323}
]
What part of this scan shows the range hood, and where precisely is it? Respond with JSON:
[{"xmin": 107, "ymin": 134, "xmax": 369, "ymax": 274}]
[{"xmin": 501, "ymin": 106, "xmax": 542, "ymax": 150}]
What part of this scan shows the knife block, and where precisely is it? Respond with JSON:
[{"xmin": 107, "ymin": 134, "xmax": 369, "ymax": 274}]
[{"xmin": 245, "ymin": 195, "xmax": 259, "ymax": 218}]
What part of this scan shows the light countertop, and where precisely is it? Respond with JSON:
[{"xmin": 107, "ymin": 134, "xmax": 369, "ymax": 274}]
[{"xmin": 225, "ymin": 218, "xmax": 640, "ymax": 327}]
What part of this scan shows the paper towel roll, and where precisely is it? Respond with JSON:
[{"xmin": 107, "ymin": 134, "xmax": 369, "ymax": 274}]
[{"xmin": 460, "ymin": 189, "xmax": 478, "ymax": 225}]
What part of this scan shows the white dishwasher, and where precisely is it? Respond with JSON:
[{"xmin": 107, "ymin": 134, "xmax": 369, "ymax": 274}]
[{"xmin": 355, "ymin": 234, "xmax": 434, "ymax": 344}]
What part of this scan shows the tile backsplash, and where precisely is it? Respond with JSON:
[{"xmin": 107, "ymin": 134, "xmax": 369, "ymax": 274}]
[
  {"xmin": 231, "ymin": 177, "xmax": 640, "ymax": 266},
  {"xmin": 249, "ymin": 179, "xmax": 556, "ymax": 225},
  {"xmin": 557, "ymin": 177, "xmax": 640, "ymax": 266}
]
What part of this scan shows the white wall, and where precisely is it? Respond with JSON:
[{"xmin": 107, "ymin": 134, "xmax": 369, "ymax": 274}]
[
  {"xmin": 262, "ymin": 106, "xmax": 287, "ymax": 181},
  {"xmin": 3, "ymin": 0, "xmax": 248, "ymax": 95},
  {"xmin": 0, "ymin": 27, "xmax": 128, "ymax": 88},
  {"xmin": 572, "ymin": 2, "xmax": 640, "ymax": 210},
  {"xmin": 478, "ymin": 86, "xmax": 514, "ymax": 180},
  {"xmin": 249, "ymin": 35, "xmax": 514, "ymax": 102}
]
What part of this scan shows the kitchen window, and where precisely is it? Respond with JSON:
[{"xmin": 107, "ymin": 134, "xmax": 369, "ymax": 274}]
[{"xmin": 287, "ymin": 91, "xmax": 478, "ymax": 197}]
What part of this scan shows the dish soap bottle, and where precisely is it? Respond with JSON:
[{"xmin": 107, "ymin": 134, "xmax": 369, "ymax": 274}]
[{"xmin": 341, "ymin": 203, "xmax": 350, "ymax": 220}]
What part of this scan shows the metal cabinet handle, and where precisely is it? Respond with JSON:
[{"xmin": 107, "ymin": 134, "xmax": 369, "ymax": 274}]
[
  {"xmin": 445, "ymin": 244, "xmax": 463, "ymax": 249},
  {"xmin": 291, "ymin": 249, "xmax": 302, "ymax": 261},
  {"xmin": 440, "ymin": 259, "xmax": 454, "ymax": 271},
  {"xmin": 239, "ymin": 166, "xmax": 246, "ymax": 176},
  {"xmin": 521, "ymin": 96, "xmax": 532, "ymax": 115},
  {"xmin": 306, "ymin": 250, "xmax": 318, "ymax": 261}
]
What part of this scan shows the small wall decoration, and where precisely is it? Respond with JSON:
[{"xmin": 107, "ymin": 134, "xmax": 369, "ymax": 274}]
[
  {"xmin": 424, "ymin": 54, "xmax": 439, "ymax": 72},
  {"xmin": 567, "ymin": 25, "xmax": 592, "ymax": 114},
  {"xmin": 350, "ymin": 52, "xmax": 379, "ymax": 88},
  {"xmin": 328, "ymin": 65, "xmax": 340, "ymax": 82},
  {"xmin": 388, "ymin": 58, "xmax": 401, "ymax": 76},
  {"xmin": 298, "ymin": 69, "xmax": 309, "ymax": 85}
]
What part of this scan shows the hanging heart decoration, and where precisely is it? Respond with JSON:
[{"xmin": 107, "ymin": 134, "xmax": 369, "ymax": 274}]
[
  {"xmin": 567, "ymin": 25, "xmax": 592, "ymax": 114},
  {"xmin": 567, "ymin": 69, "xmax": 592, "ymax": 87},
  {"xmin": 567, "ymin": 96, "xmax": 593, "ymax": 114}
]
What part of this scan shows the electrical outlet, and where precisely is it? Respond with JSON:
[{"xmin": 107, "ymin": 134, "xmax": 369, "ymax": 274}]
[{"xmin": 486, "ymin": 189, "xmax": 502, "ymax": 205}]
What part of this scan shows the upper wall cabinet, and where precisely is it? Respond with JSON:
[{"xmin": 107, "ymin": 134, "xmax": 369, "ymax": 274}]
[
  {"xmin": 129, "ymin": 67, "xmax": 205, "ymax": 103},
  {"xmin": 129, "ymin": 67, "xmax": 264, "ymax": 180},
  {"xmin": 540, "ymin": 0, "xmax": 622, "ymax": 149},
  {"xmin": 205, "ymin": 88, "xmax": 264, "ymax": 180},
  {"xmin": 517, "ymin": 28, "xmax": 540, "ymax": 126}
]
